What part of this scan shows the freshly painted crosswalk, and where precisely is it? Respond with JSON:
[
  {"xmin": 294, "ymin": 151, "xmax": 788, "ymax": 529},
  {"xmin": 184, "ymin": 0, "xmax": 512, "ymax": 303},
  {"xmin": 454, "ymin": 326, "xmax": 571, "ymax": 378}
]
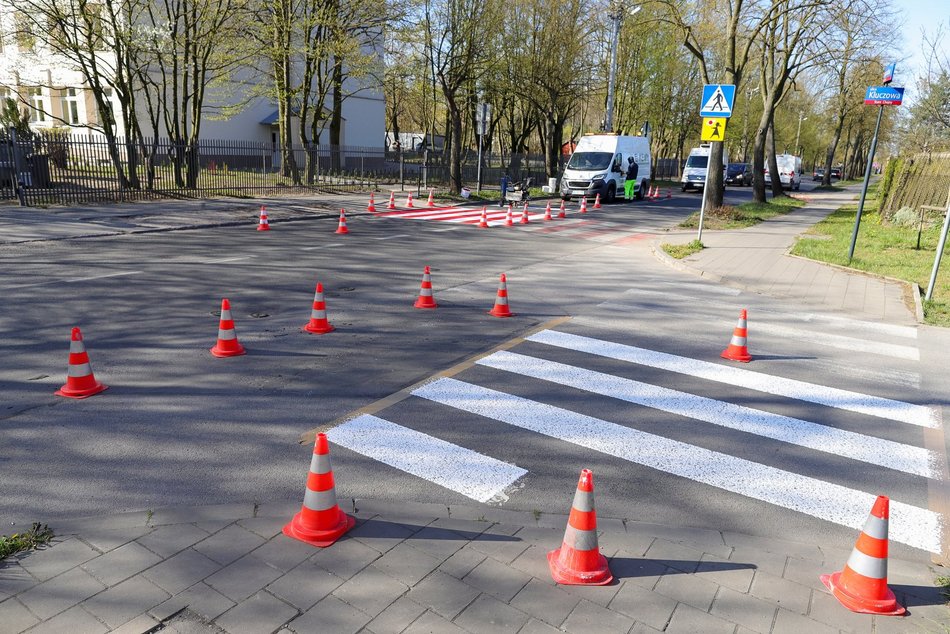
[{"xmin": 326, "ymin": 318, "xmax": 942, "ymax": 554}]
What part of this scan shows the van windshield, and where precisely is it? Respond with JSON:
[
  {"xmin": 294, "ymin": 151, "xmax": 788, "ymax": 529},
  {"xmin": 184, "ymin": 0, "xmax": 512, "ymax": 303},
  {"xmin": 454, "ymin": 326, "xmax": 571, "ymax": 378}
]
[
  {"xmin": 567, "ymin": 152, "xmax": 613, "ymax": 171},
  {"xmin": 685, "ymin": 155, "xmax": 708, "ymax": 169}
]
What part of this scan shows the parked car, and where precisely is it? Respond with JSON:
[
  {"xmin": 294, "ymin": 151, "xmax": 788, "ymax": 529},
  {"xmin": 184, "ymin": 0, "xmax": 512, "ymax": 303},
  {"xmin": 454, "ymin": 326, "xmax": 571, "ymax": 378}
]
[
  {"xmin": 725, "ymin": 163, "xmax": 752, "ymax": 186},
  {"xmin": 813, "ymin": 168, "xmax": 825, "ymax": 181},
  {"xmin": 830, "ymin": 166, "xmax": 842, "ymax": 179}
]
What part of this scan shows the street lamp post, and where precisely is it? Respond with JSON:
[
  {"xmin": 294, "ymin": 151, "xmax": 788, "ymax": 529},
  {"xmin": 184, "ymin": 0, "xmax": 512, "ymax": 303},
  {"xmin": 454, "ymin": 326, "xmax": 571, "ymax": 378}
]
[
  {"xmin": 795, "ymin": 112, "xmax": 807, "ymax": 156},
  {"xmin": 604, "ymin": 2, "xmax": 641, "ymax": 133}
]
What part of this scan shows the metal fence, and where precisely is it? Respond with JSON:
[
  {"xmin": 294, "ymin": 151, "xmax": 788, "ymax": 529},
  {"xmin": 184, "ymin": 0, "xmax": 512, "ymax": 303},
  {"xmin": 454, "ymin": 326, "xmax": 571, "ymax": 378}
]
[{"xmin": 1, "ymin": 131, "xmax": 684, "ymax": 207}]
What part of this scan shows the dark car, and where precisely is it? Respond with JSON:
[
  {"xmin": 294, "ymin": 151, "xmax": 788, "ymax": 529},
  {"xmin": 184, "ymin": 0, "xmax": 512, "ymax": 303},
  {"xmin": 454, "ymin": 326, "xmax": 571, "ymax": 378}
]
[
  {"xmin": 813, "ymin": 168, "xmax": 825, "ymax": 181},
  {"xmin": 725, "ymin": 163, "xmax": 752, "ymax": 186},
  {"xmin": 830, "ymin": 167, "xmax": 842, "ymax": 179}
]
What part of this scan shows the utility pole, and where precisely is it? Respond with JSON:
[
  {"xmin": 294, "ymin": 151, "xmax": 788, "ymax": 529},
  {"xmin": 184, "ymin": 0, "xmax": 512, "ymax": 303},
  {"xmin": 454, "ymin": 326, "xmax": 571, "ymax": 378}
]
[
  {"xmin": 795, "ymin": 112, "xmax": 807, "ymax": 156},
  {"xmin": 604, "ymin": 2, "xmax": 640, "ymax": 132}
]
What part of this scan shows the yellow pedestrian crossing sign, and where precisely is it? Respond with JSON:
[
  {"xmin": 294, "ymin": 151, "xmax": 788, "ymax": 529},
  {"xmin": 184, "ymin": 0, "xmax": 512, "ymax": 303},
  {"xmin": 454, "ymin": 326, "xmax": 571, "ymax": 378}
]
[{"xmin": 701, "ymin": 117, "xmax": 727, "ymax": 141}]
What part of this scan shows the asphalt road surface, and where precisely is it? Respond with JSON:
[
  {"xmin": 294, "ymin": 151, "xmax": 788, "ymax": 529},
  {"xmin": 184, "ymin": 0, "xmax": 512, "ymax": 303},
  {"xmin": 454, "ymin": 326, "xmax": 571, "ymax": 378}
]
[{"xmin": 2, "ymin": 182, "xmax": 945, "ymax": 564}]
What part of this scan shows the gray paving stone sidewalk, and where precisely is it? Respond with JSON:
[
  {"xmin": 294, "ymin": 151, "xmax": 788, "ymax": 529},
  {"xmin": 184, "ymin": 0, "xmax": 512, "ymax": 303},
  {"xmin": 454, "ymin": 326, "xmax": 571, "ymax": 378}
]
[
  {"xmin": 1, "ymin": 499, "xmax": 947, "ymax": 633},
  {"xmin": 652, "ymin": 187, "xmax": 920, "ymax": 325}
]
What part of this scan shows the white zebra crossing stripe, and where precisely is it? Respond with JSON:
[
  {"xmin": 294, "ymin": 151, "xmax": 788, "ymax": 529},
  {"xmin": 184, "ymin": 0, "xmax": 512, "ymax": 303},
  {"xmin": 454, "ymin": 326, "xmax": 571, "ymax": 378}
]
[
  {"xmin": 326, "ymin": 414, "xmax": 527, "ymax": 503},
  {"xmin": 476, "ymin": 351, "xmax": 936, "ymax": 478},
  {"xmin": 763, "ymin": 322, "xmax": 919, "ymax": 361},
  {"xmin": 411, "ymin": 377, "xmax": 943, "ymax": 553},
  {"xmin": 526, "ymin": 330, "xmax": 938, "ymax": 429}
]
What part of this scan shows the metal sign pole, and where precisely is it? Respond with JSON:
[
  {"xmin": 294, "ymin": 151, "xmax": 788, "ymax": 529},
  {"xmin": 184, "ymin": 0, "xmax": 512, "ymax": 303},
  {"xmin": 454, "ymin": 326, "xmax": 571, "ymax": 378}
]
[
  {"xmin": 697, "ymin": 179, "xmax": 709, "ymax": 243},
  {"xmin": 847, "ymin": 104, "xmax": 884, "ymax": 264},
  {"xmin": 476, "ymin": 134, "xmax": 483, "ymax": 194},
  {"xmin": 925, "ymin": 203, "xmax": 950, "ymax": 301}
]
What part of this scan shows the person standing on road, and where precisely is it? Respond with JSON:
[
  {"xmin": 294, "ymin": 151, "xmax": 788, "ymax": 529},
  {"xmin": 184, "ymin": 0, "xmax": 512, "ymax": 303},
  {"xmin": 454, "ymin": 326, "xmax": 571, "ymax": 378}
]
[{"xmin": 624, "ymin": 157, "xmax": 639, "ymax": 201}]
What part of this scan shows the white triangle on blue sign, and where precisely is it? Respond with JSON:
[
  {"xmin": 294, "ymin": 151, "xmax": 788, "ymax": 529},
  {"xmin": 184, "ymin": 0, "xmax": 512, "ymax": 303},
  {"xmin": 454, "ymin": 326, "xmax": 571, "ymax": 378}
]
[{"xmin": 701, "ymin": 86, "xmax": 731, "ymax": 115}]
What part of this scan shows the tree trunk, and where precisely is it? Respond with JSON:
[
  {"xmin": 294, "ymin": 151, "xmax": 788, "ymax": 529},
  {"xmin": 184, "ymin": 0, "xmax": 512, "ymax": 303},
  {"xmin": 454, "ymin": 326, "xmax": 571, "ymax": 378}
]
[{"xmin": 768, "ymin": 121, "xmax": 783, "ymax": 198}]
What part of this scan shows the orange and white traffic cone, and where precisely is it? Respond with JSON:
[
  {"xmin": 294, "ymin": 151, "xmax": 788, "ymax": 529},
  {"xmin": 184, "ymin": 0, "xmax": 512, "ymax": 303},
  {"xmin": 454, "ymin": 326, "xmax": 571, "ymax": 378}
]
[
  {"xmin": 335, "ymin": 209, "xmax": 349, "ymax": 234},
  {"xmin": 303, "ymin": 282, "xmax": 335, "ymax": 334},
  {"xmin": 651, "ymin": 185, "xmax": 660, "ymax": 199},
  {"xmin": 55, "ymin": 327, "xmax": 108, "ymax": 399},
  {"xmin": 387, "ymin": 191, "xmax": 396, "ymax": 210},
  {"xmin": 367, "ymin": 192, "xmax": 377, "ymax": 212},
  {"xmin": 520, "ymin": 202, "xmax": 530, "ymax": 224},
  {"xmin": 426, "ymin": 189, "xmax": 435, "ymax": 207},
  {"xmin": 820, "ymin": 496, "xmax": 905, "ymax": 616},
  {"xmin": 721, "ymin": 309, "xmax": 752, "ymax": 362},
  {"xmin": 406, "ymin": 192, "xmax": 414, "ymax": 208},
  {"xmin": 594, "ymin": 193, "xmax": 601, "ymax": 209},
  {"xmin": 257, "ymin": 206, "xmax": 271, "ymax": 231},
  {"xmin": 504, "ymin": 204, "xmax": 514, "ymax": 227},
  {"xmin": 580, "ymin": 197, "xmax": 588, "ymax": 214},
  {"xmin": 283, "ymin": 432, "xmax": 355, "ymax": 548},
  {"xmin": 544, "ymin": 202, "xmax": 552, "ymax": 221},
  {"xmin": 477, "ymin": 206, "xmax": 490, "ymax": 229},
  {"xmin": 558, "ymin": 200, "xmax": 566, "ymax": 219},
  {"xmin": 414, "ymin": 265, "xmax": 438, "ymax": 309},
  {"xmin": 548, "ymin": 469, "xmax": 613, "ymax": 585},
  {"xmin": 210, "ymin": 298, "xmax": 246, "ymax": 358},
  {"xmin": 488, "ymin": 273, "xmax": 514, "ymax": 318}
]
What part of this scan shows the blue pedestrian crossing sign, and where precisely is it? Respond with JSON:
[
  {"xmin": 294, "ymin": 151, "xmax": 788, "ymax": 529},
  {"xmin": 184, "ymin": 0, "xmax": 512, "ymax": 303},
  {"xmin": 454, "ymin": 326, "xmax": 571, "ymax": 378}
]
[{"xmin": 700, "ymin": 84, "xmax": 736, "ymax": 118}]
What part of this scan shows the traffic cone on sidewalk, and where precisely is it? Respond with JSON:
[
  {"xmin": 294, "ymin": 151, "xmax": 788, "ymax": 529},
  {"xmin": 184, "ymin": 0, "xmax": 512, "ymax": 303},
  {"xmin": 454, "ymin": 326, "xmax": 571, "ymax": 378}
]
[
  {"xmin": 579, "ymin": 197, "xmax": 588, "ymax": 214},
  {"xmin": 335, "ymin": 209, "xmax": 349, "ymax": 234},
  {"xmin": 477, "ymin": 206, "xmax": 490, "ymax": 229},
  {"xmin": 426, "ymin": 189, "xmax": 435, "ymax": 207},
  {"xmin": 544, "ymin": 202, "xmax": 552, "ymax": 221},
  {"xmin": 283, "ymin": 433, "xmax": 355, "ymax": 548},
  {"xmin": 488, "ymin": 273, "xmax": 514, "ymax": 318},
  {"xmin": 504, "ymin": 204, "xmax": 514, "ymax": 227},
  {"xmin": 594, "ymin": 193, "xmax": 601, "ymax": 209},
  {"xmin": 387, "ymin": 191, "xmax": 396, "ymax": 210},
  {"xmin": 721, "ymin": 309, "xmax": 752, "ymax": 362},
  {"xmin": 558, "ymin": 200, "xmax": 566, "ymax": 219},
  {"xmin": 210, "ymin": 298, "xmax": 246, "ymax": 358},
  {"xmin": 367, "ymin": 192, "xmax": 377, "ymax": 212},
  {"xmin": 303, "ymin": 282, "xmax": 335, "ymax": 334},
  {"xmin": 520, "ymin": 202, "xmax": 530, "ymax": 224},
  {"xmin": 413, "ymin": 266, "xmax": 438, "ymax": 309},
  {"xmin": 55, "ymin": 327, "xmax": 108, "ymax": 399},
  {"xmin": 257, "ymin": 206, "xmax": 271, "ymax": 231},
  {"xmin": 406, "ymin": 192, "xmax": 414, "ymax": 208},
  {"xmin": 820, "ymin": 496, "xmax": 905, "ymax": 616},
  {"xmin": 548, "ymin": 469, "xmax": 613, "ymax": 585}
]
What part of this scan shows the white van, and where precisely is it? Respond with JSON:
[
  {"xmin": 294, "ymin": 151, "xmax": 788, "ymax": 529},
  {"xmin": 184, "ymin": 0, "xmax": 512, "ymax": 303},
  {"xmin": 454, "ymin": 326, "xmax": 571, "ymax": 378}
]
[
  {"xmin": 681, "ymin": 144, "xmax": 729, "ymax": 192},
  {"xmin": 765, "ymin": 154, "xmax": 803, "ymax": 190},
  {"xmin": 560, "ymin": 134, "xmax": 651, "ymax": 203}
]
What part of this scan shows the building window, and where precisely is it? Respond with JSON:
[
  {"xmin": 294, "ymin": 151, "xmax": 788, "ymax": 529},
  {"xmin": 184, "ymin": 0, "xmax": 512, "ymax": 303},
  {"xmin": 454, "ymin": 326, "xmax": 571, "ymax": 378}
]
[
  {"xmin": 28, "ymin": 87, "xmax": 46, "ymax": 123},
  {"xmin": 62, "ymin": 88, "xmax": 81, "ymax": 125},
  {"xmin": 14, "ymin": 11, "xmax": 37, "ymax": 52}
]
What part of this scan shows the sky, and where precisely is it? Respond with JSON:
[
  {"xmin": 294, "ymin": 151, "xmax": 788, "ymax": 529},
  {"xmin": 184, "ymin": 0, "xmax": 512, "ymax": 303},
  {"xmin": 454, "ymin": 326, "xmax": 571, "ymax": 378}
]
[{"xmin": 894, "ymin": 0, "xmax": 950, "ymax": 91}]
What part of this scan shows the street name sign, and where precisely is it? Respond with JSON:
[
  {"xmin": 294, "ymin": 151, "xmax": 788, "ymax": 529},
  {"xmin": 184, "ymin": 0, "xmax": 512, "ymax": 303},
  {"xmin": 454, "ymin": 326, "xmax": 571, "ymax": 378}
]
[
  {"xmin": 864, "ymin": 86, "xmax": 904, "ymax": 106},
  {"xmin": 700, "ymin": 84, "xmax": 736, "ymax": 117}
]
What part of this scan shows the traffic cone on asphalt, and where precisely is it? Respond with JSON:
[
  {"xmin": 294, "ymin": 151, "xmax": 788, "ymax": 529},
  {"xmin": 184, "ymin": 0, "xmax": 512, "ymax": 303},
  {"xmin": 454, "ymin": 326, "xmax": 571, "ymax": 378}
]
[
  {"xmin": 505, "ymin": 204, "xmax": 514, "ymax": 227},
  {"xmin": 257, "ymin": 206, "xmax": 271, "ymax": 231},
  {"xmin": 406, "ymin": 192, "xmax": 414, "ymax": 208},
  {"xmin": 426, "ymin": 189, "xmax": 435, "ymax": 207},
  {"xmin": 548, "ymin": 469, "xmax": 613, "ymax": 586},
  {"xmin": 303, "ymin": 282, "xmax": 335, "ymax": 334},
  {"xmin": 210, "ymin": 298, "xmax": 246, "ymax": 358},
  {"xmin": 488, "ymin": 273, "xmax": 514, "ymax": 318},
  {"xmin": 820, "ymin": 496, "xmax": 905, "ymax": 616},
  {"xmin": 414, "ymin": 266, "xmax": 438, "ymax": 309},
  {"xmin": 544, "ymin": 202, "xmax": 552, "ymax": 221},
  {"xmin": 387, "ymin": 191, "xmax": 396, "ymax": 210},
  {"xmin": 558, "ymin": 200, "xmax": 566, "ymax": 219},
  {"xmin": 477, "ymin": 206, "xmax": 490, "ymax": 229},
  {"xmin": 55, "ymin": 327, "xmax": 108, "ymax": 399},
  {"xmin": 367, "ymin": 192, "xmax": 377, "ymax": 212},
  {"xmin": 580, "ymin": 197, "xmax": 588, "ymax": 214},
  {"xmin": 721, "ymin": 309, "xmax": 752, "ymax": 362},
  {"xmin": 283, "ymin": 433, "xmax": 355, "ymax": 548},
  {"xmin": 651, "ymin": 185, "xmax": 660, "ymax": 199},
  {"xmin": 335, "ymin": 209, "xmax": 349, "ymax": 234},
  {"xmin": 594, "ymin": 193, "xmax": 601, "ymax": 209},
  {"xmin": 520, "ymin": 202, "xmax": 530, "ymax": 224}
]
